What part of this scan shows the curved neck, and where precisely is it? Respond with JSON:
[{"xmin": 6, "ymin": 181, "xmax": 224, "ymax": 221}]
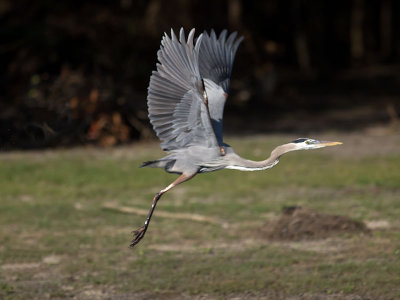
[{"xmin": 226, "ymin": 143, "xmax": 294, "ymax": 171}]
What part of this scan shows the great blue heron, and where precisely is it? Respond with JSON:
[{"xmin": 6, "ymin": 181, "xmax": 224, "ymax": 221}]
[{"xmin": 130, "ymin": 28, "xmax": 342, "ymax": 248}]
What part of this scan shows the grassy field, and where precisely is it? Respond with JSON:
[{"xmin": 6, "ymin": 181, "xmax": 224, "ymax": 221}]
[{"xmin": 1, "ymin": 133, "xmax": 400, "ymax": 299}]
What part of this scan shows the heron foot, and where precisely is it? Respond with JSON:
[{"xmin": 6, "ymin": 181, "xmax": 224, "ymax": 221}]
[{"xmin": 129, "ymin": 225, "xmax": 146, "ymax": 248}]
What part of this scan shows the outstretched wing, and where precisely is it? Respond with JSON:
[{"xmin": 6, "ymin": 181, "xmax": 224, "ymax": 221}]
[
  {"xmin": 147, "ymin": 28, "xmax": 219, "ymax": 151},
  {"xmin": 199, "ymin": 30, "xmax": 243, "ymax": 93},
  {"xmin": 198, "ymin": 30, "xmax": 243, "ymax": 144}
]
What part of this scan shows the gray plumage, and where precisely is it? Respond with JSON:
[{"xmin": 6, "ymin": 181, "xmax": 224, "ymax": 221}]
[
  {"xmin": 146, "ymin": 28, "xmax": 243, "ymax": 173},
  {"xmin": 198, "ymin": 30, "xmax": 243, "ymax": 93},
  {"xmin": 130, "ymin": 28, "xmax": 342, "ymax": 248}
]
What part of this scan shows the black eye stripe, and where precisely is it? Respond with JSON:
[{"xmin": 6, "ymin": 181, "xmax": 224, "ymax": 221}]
[{"xmin": 292, "ymin": 138, "xmax": 307, "ymax": 143}]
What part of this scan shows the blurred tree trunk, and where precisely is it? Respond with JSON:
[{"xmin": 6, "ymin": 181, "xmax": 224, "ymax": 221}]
[
  {"xmin": 380, "ymin": 0, "xmax": 392, "ymax": 59},
  {"xmin": 350, "ymin": 0, "xmax": 364, "ymax": 60},
  {"xmin": 145, "ymin": 0, "xmax": 161, "ymax": 35},
  {"xmin": 228, "ymin": 0, "xmax": 242, "ymax": 29},
  {"xmin": 292, "ymin": 0, "xmax": 311, "ymax": 73}
]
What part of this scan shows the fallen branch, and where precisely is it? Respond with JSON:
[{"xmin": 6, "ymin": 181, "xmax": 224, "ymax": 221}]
[{"xmin": 102, "ymin": 202, "xmax": 229, "ymax": 228}]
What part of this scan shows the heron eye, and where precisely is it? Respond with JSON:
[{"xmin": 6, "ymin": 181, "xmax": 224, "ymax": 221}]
[{"xmin": 305, "ymin": 140, "xmax": 310, "ymax": 145}]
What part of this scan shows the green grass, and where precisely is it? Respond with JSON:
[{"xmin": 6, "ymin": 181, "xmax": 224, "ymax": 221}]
[{"xmin": 0, "ymin": 135, "xmax": 400, "ymax": 299}]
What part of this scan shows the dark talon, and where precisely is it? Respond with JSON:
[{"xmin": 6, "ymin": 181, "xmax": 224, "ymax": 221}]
[{"xmin": 130, "ymin": 226, "xmax": 146, "ymax": 248}]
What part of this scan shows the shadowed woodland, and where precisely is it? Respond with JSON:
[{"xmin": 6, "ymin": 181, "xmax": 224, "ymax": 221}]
[{"xmin": 1, "ymin": 0, "xmax": 400, "ymax": 149}]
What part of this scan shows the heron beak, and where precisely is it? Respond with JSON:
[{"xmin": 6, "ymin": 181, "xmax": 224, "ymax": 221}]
[{"xmin": 318, "ymin": 141, "xmax": 343, "ymax": 147}]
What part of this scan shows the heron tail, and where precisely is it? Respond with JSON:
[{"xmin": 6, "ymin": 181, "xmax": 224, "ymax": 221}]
[
  {"xmin": 140, "ymin": 159, "xmax": 176, "ymax": 171},
  {"xmin": 140, "ymin": 160, "xmax": 161, "ymax": 168}
]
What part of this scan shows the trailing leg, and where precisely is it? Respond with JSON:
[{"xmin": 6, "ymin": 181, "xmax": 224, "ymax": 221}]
[{"xmin": 129, "ymin": 173, "xmax": 195, "ymax": 248}]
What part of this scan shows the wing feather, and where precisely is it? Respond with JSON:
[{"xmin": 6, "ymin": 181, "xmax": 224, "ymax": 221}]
[
  {"xmin": 197, "ymin": 30, "xmax": 243, "ymax": 145},
  {"xmin": 198, "ymin": 30, "xmax": 243, "ymax": 93},
  {"xmin": 147, "ymin": 28, "xmax": 219, "ymax": 151}
]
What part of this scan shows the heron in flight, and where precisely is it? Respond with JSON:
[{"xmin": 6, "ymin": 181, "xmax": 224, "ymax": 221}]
[{"xmin": 130, "ymin": 28, "xmax": 342, "ymax": 248}]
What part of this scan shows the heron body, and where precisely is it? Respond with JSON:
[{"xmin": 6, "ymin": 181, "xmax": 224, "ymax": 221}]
[{"xmin": 130, "ymin": 28, "xmax": 342, "ymax": 248}]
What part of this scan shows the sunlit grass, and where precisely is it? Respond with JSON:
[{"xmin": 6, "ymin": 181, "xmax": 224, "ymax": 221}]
[{"xmin": 0, "ymin": 135, "xmax": 400, "ymax": 299}]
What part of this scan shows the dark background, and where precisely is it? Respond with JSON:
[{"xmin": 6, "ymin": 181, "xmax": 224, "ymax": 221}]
[{"xmin": 1, "ymin": 0, "xmax": 399, "ymax": 149}]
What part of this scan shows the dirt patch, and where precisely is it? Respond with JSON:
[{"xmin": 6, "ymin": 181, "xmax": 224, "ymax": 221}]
[
  {"xmin": 102, "ymin": 202, "xmax": 229, "ymax": 228},
  {"xmin": 365, "ymin": 220, "xmax": 390, "ymax": 230},
  {"xmin": 262, "ymin": 206, "xmax": 370, "ymax": 241},
  {"xmin": 1, "ymin": 263, "xmax": 41, "ymax": 270}
]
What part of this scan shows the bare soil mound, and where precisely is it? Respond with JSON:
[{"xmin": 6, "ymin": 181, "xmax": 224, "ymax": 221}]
[{"xmin": 263, "ymin": 206, "xmax": 370, "ymax": 241}]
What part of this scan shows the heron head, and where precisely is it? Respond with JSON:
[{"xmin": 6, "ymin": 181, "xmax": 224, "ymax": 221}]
[{"xmin": 290, "ymin": 138, "xmax": 342, "ymax": 150}]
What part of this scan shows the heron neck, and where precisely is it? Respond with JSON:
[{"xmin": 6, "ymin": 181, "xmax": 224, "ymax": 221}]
[{"xmin": 226, "ymin": 144, "xmax": 293, "ymax": 171}]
